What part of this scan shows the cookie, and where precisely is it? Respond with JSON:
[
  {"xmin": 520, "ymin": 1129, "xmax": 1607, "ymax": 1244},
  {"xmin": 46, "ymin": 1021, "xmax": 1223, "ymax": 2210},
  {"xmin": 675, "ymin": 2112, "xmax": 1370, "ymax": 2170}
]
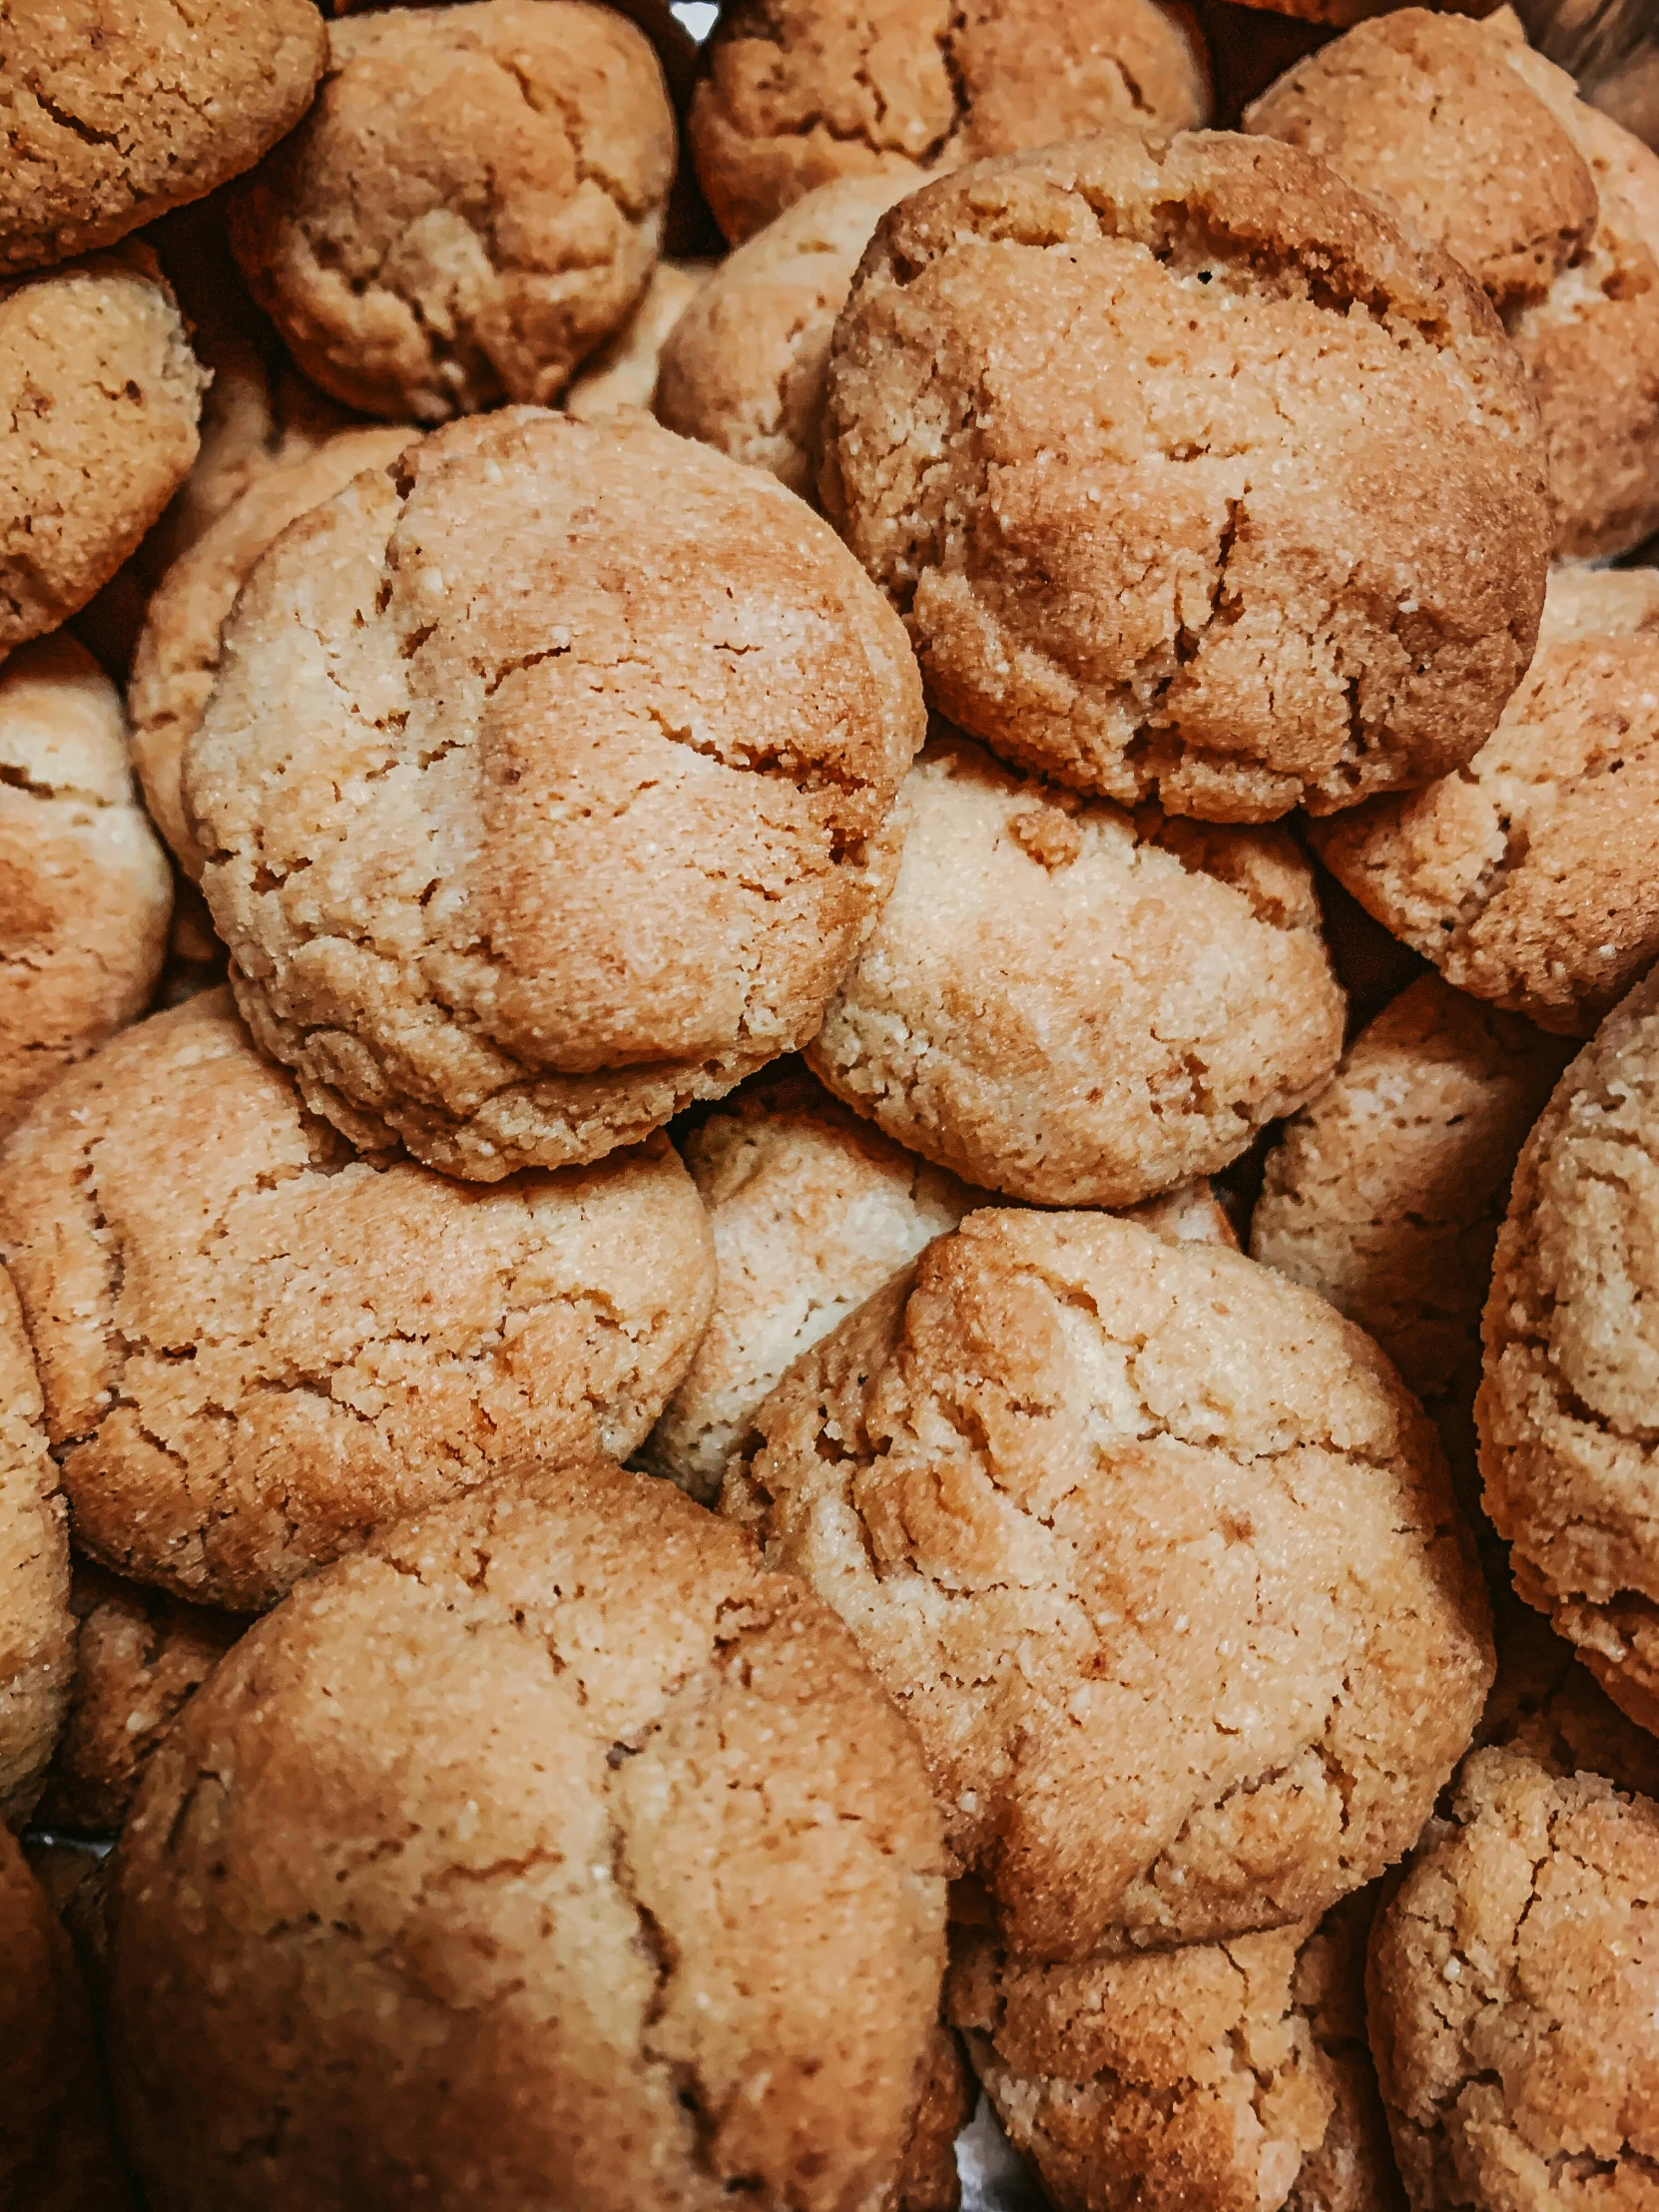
[
  {"xmin": 806, "ymin": 728, "xmax": 1345, "ymax": 1207},
  {"xmin": 690, "ymin": 0, "xmax": 1211, "ymax": 247},
  {"xmin": 228, "ymin": 2, "xmax": 676, "ymax": 422},
  {"xmin": 0, "ymin": 989, "xmax": 717, "ymax": 1613},
  {"xmin": 1476, "ymin": 1594, "xmax": 1659, "ymax": 1805},
  {"xmin": 656, "ymin": 176, "xmax": 917, "ymax": 500},
  {"xmin": 129, "ymin": 423, "xmax": 417, "ymax": 878},
  {"xmin": 1313, "ymin": 564, "xmax": 1659, "ymax": 1036},
  {"xmin": 892, "ymin": 2023, "xmax": 976, "ymax": 2212},
  {"xmin": 724, "ymin": 1210, "xmax": 1494, "ymax": 1960},
  {"xmin": 821, "ymin": 131, "xmax": 1550, "ymax": 822},
  {"xmin": 0, "ymin": 247, "xmax": 207, "ymax": 659},
  {"xmin": 106, "ymin": 1462, "xmax": 949, "ymax": 2212},
  {"xmin": 0, "ymin": 0, "xmax": 325, "ymax": 277},
  {"xmin": 1479, "ymin": 965, "xmax": 1659, "ymax": 1731},
  {"xmin": 0, "ymin": 633, "xmax": 174, "ymax": 1139},
  {"xmin": 565, "ymin": 260, "xmax": 714, "ymax": 422},
  {"xmin": 0, "ymin": 1260, "xmax": 71, "ymax": 1831},
  {"xmin": 1246, "ymin": 12, "xmax": 1659, "ymax": 560},
  {"xmin": 184, "ymin": 408, "xmax": 925, "ymax": 1181},
  {"xmin": 1368, "ymin": 1745, "xmax": 1659, "ymax": 2211},
  {"xmin": 153, "ymin": 879, "xmax": 229, "ymax": 1012}
]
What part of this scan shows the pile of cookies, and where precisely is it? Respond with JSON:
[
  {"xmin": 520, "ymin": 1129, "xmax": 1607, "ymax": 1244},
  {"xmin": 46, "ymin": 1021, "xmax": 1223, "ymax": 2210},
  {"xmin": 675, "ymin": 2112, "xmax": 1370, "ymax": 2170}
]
[{"xmin": 4, "ymin": 0, "xmax": 1659, "ymax": 2207}]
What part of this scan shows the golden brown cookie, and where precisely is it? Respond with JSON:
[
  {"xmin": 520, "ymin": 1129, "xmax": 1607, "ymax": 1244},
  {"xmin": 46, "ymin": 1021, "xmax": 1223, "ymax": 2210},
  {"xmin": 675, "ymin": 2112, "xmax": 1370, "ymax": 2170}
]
[
  {"xmin": 152, "ymin": 879, "xmax": 229, "ymax": 1012},
  {"xmin": 0, "ymin": 633, "xmax": 173, "ymax": 1140},
  {"xmin": 690, "ymin": 0, "xmax": 1211, "ymax": 246},
  {"xmin": 228, "ymin": 2, "xmax": 676, "ymax": 422},
  {"xmin": 1477, "ymin": 1593, "xmax": 1659, "ymax": 1804},
  {"xmin": 0, "ymin": 989, "xmax": 717, "ymax": 1613},
  {"xmin": 725, "ymin": 1210, "xmax": 1493, "ymax": 1961},
  {"xmin": 1313, "ymin": 565, "xmax": 1659, "ymax": 1036},
  {"xmin": 129, "ymin": 423, "xmax": 417, "ymax": 879},
  {"xmin": 806, "ymin": 729, "xmax": 1345, "ymax": 1207},
  {"xmin": 106, "ymin": 1461, "xmax": 949, "ymax": 2212},
  {"xmin": 890, "ymin": 2022, "xmax": 976, "ymax": 2212},
  {"xmin": 0, "ymin": 247, "xmax": 207, "ymax": 660},
  {"xmin": 565, "ymin": 260, "xmax": 714, "ymax": 422},
  {"xmin": 821, "ymin": 131, "xmax": 1550, "ymax": 823},
  {"xmin": 184, "ymin": 408, "xmax": 925, "ymax": 1180},
  {"xmin": 0, "ymin": 0, "xmax": 325, "ymax": 277},
  {"xmin": 0, "ymin": 1260, "xmax": 71, "ymax": 1832},
  {"xmin": 1368, "ymin": 1745, "xmax": 1659, "ymax": 2211}
]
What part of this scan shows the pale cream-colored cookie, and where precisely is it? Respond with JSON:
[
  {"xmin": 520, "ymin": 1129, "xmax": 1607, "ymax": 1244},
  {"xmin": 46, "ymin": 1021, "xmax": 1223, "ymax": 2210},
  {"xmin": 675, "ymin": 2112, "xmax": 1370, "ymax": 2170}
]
[
  {"xmin": 0, "ymin": 989, "xmax": 717, "ymax": 1613},
  {"xmin": 691, "ymin": 0, "xmax": 1211, "ymax": 246},
  {"xmin": 107, "ymin": 1463, "xmax": 949, "ymax": 2212},
  {"xmin": 822, "ymin": 131, "xmax": 1550, "ymax": 822},
  {"xmin": 0, "ymin": 633, "xmax": 173, "ymax": 1139},
  {"xmin": 1314, "ymin": 565, "xmax": 1659, "ymax": 1036},
  {"xmin": 807, "ymin": 729, "xmax": 1345, "ymax": 1207},
  {"xmin": 725, "ymin": 1210, "xmax": 1493, "ymax": 1961},
  {"xmin": 0, "ymin": 1260, "xmax": 71, "ymax": 1832},
  {"xmin": 229, "ymin": 2, "xmax": 676, "ymax": 422},
  {"xmin": 566, "ymin": 261, "xmax": 714, "ymax": 422},
  {"xmin": 184, "ymin": 408, "xmax": 925, "ymax": 1180}
]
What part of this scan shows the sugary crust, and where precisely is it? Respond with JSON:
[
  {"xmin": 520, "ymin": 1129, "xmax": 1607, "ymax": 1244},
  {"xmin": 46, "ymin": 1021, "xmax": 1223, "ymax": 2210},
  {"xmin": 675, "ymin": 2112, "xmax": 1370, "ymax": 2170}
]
[
  {"xmin": 0, "ymin": 633, "xmax": 174, "ymax": 1139},
  {"xmin": 821, "ymin": 131, "xmax": 1550, "ymax": 822},
  {"xmin": 806, "ymin": 729, "xmax": 1345, "ymax": 1206},
  {"xmin": 106, "ymin": 1464, "xmax": 949, "ymax": 2212},
  {"xmin": 564, "ymin": 260, "xmax": 713, "ymax": 421},
  {"xmin": 229, "ymin": 1, "xmax": 677, "ymax": 422},
  {"xmin": 0, "ymin": 1260, "xmax": 71, "ymax": 1832},
  {"xmin": 184, "ymin": 409, "xmax": 925, "ymax": 1180},
  {"xmin": 0, "ymin": 990, "xmax": 717, "ymax": 1612},
  {"xmin": 724, "ymin": 1210, "xmax": 1493, "ymax": 1960},
  {"xmin": 1314, "ymin": 567, "xmax": 1659, "ymax": 1036},
  {"xmin": 690, "ymin": 0, "xmax": 1211, "ymax": 246},
  {"xmin": 0, "ymin": 0, "xmax": 326, "ymax": 276}
]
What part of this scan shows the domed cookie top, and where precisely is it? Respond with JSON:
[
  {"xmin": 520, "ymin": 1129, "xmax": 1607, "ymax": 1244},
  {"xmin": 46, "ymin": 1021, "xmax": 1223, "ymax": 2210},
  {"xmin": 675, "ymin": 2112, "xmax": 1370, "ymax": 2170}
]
[{"xmin": 0, "ymin": 1261, "xmax": 71, "ymax": 1832}]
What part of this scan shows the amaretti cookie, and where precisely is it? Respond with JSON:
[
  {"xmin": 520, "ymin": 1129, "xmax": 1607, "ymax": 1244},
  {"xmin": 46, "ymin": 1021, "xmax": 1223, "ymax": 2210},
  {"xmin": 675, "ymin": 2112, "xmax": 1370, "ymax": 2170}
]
[
  {"xmin": 0, "ymin": 248, "xmax": 207, "ymax": 659},
  {"xmin": 690, "ymin": 0, "xmax": 1211, "ymax": 246},
  {"xmin": 229, "ymin": 2, "xmax": 677, "ymax": 421},
  {"xmin": 893, "ymin": 2024, "xmax": 977, "ymax": 2212},
  {"xmin": 184, "ymin": 409, "xmax": 925, "ymax": 1180},
  {"xmin": 0, "ymin": 989, "xmax": 716, "ymax": 1613},
  {"xmin": 0, "ymin": 0, "xmax": 325, "ymax": 277},
  {"xmin": 821, "ymin": 132, "xmax": 1551, "ymax": 822},
  {"xmin": 0, "ymin": 633, "xmax": 173, "ymax": 1139},
  {"xmin": 565, "ymin": 260, "xmax": 713, "ymax": 422},
  {"xmin": 725, "ymin": 1211, "xmax": 1493, "ymax": 1960},
  {"xmin": 806, "ymin": 730, "xmax": 1345, "ymax": 1207},
  {"xmin": 1313, "ymin": 563, "xmax": 1659, "ymax": 1036},
  {"xmin": 106, "ymin": 1463, "xmax": 949, "ymax": 2212},
  {"xmin": 0, "ymin": 1261, "xmax": 71, "ymax": 1831},
  {"xmin": 1368, "ymin": 1745, "xmax": 1659, "ymax": 2211}
]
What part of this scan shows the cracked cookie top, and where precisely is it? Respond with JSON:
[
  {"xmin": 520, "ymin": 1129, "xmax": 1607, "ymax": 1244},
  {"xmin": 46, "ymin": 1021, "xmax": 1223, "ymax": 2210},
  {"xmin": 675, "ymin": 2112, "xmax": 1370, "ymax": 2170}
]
[
  {"xmin": 0, "ymin": 1259, "xmax": 71, "ymax": 1832},
  {"xmin": 1368, "ymin": 1745, "xmax": 1659, "ymax": 2212},
  {"xmin": 227, "ymin": 0, "xmax": 676, "ymax": 422},
  {"xmin": 689, "ymin": 0, "xmax": 1211, "ymax": 247},
  {"xmin": 105, "ymin": 1462, "xmax": 949, "ymax": 2212},
  {"xmin": 723, "ymin": 1209, "xmax": 1494, "ymax": 1961},
  {"xmin": 820, "ymin": 130, "xmax": 1550, "ymax": 823},
  {"xmin": 0, "ymin": 988, "xmax": 717, "ymax": 1613},
  {"xmin": 183, "ymin": 407, "xmax": 925, "ymax": 1180}
]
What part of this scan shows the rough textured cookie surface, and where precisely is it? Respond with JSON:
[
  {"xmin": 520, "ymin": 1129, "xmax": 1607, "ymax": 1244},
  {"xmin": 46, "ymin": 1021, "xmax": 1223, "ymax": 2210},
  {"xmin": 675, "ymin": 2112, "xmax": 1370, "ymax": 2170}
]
[
  {"xmin": 565, "ymin": 259, "xmax": 712, "ymax": 421},
  {"xmin": 725, "ymin": 1210, "xmax": 1493, "ymax": 1960},
  {"xmin": 185, "ymin": 408, "xmax": 925, "ymax": 1180},
  {"xmin": 230, "ymin": 1, "xmax": 676, "ymax": 421},
  {"xmin": 890, "ymin": 2022, "xmax": 976, "ymax": 2212},
  {"xmin": 808, "ymin": 728, "xmax": 1345, "ymax": 1206},
  {"xmin": 107, "ymin": 1463, "xmax": 949, "ymax": 2212},
  {"xmin": 1368, "ymin": 1746, "xmax": 1659, "ymax": 2211},
  {"xmin": 0, "ymin": 633, "xmax": 173, "ymax": 1139},
  {"xmin": 690, "ymin": 0, "xmax": 1210, "ymax": 246},
  {"xmin": 0, "ymin": 990, "xmax": 716, "ymax": 1613},
  {"xmin": 0, "ymin": 248, "xmax": 207, "ymax": 658},
  {"xmin": 822, "ymin": 131, "xmax": 1550, "ymax": 822},
  {"xmin": 0, "ymin": 1260, "xmax": 71, "ymax": 1832}
]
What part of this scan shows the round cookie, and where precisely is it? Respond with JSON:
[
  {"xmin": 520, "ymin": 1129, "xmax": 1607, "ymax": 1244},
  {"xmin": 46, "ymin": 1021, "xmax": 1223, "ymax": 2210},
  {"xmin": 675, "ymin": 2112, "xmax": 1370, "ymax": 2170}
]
[
  {"xmin": 0, "ymin": 989, "xmax": 717, "ymax": 1613},
  {"xmin": 0, "ymin": 1260, "xmax": 72, "ymax": 1832},
  {"xmin": 1368, "ymin": 1745, "xmax": 1659, "ymax": 2212},
  {"xmin": 229, "ymin": 2, "xmax": 677, "ymax": 422},
  {"xmin": 0, "ymin": 632, "xmax": 174, "ymax": 1140},
  {"xmin": 806, "ymin": 728, "xmax": 1345, "ymax": 1208},
  {"xmin": 656, "ymin": 175, "xmax": 917, "ymax": 499},
  {"xmin": 565, "ymin": 260, "xmax": 714, "ymax": 423},
  {"xmin": 0, "ymin": 247, "xmax": 207, "ymax": 660},
  {"xmin": 183, "ymin": 407, "xmax": 925, "ymax": 1180},
  {"xmin": 0, "ymin": 0, "xmax": 325, "ymax": 278},
  {"xmin": 106, "ymin": 1462, "xmax": 949, "ymax": 2212},
  {"xmin": 130, "ymin": 423, "xmax": 418, "ymax": 878},
  {"xmin": 1313, "ymin": 564, "xmax": 1659, "ymax": 1036},
  {"xmin": 821, "ymin": 131, "xmax": 1550, "ymax": 823},
  {"xmin": 690, "ymin": 0, "xmax": 1211, "ymax": 247},
  {"xmin": 724, "ymin": 1209, "xmax": 1494, "ymax": 1961}
]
